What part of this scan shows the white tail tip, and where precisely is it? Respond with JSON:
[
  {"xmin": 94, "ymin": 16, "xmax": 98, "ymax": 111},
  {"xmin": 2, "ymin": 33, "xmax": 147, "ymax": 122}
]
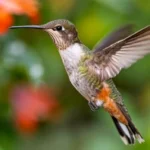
[{"xmin": 135, "ymin": 134, "xmax": 145, "ymax": 143}]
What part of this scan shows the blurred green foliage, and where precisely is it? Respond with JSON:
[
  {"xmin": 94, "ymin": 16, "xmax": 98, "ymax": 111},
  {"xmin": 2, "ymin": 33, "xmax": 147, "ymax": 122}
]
[{"xmin": 0, "ymin": 0, "xmax": 150, "ymax": 150}]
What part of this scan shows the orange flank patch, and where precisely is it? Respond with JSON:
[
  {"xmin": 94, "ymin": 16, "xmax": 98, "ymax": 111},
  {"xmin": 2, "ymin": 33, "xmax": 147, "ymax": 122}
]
[
  {"xmin": 97, "ymin": 84, "xmax": 111, "ymax": 102},
  {"xmin": 96, "ymin": 83, "xmax": 128, "ymax": 125}
]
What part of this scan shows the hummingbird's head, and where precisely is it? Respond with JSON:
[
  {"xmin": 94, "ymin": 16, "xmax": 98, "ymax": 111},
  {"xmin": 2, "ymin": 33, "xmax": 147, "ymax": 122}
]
[
  {"xmin": 43, "ymin": 19, "xmax": 80, "ymax": 50},
  {"xmin": 10, "ymin": 19, "xmax": 80, "ymax": 50}
]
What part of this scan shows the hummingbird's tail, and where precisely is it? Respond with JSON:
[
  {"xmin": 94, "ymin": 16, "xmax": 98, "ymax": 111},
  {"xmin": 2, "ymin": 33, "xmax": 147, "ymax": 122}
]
[{"xmin": 111, "ymin": 105, "xmax": 144, "ymax": 145}]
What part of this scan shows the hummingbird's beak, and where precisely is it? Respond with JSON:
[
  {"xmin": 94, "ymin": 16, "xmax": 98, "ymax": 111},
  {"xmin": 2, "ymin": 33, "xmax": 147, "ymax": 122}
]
[{"xmin": 9, "ymin": 25, "xmax": 44, "ymax": 30}]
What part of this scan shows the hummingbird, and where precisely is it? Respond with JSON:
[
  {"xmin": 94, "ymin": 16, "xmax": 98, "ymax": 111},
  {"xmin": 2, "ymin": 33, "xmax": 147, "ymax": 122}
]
[{"xmin": 10, "ymin": 19, "xmax": 150, "ymax": 145}]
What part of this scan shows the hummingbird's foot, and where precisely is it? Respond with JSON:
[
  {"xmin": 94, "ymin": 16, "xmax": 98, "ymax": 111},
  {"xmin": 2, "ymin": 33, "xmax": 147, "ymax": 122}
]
[{"xmin": 88, "ymin": 101, "xmax": 99, "ymax": 111}]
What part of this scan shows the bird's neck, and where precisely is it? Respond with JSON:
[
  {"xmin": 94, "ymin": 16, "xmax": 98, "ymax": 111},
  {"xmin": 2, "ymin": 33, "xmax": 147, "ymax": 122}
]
[{"xmin": 59, "ymin": 43, "xmax": 89, "ymax": 70}]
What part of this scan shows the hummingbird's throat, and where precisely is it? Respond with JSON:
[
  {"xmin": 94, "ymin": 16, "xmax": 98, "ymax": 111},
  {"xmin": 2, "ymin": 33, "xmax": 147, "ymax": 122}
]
[{"xmin": 48, "ymin": 32, "xmax": 69, "ymax": 50}]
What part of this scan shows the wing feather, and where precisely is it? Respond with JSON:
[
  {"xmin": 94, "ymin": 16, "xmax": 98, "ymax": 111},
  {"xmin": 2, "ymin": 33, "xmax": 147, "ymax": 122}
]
[
  {"xmin": 94, "ymin": 24, "xmax": 133, "ymax": 52},
  {"xmin": 88, "ymin": 26, "xmax": 150, "ymax": 81}
]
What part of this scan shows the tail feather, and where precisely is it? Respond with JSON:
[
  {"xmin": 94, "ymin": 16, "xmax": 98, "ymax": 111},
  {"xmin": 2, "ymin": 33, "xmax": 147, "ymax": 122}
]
[{"xmin": 111, "ymin": 116, "xmax": 144, "ymax": 145}]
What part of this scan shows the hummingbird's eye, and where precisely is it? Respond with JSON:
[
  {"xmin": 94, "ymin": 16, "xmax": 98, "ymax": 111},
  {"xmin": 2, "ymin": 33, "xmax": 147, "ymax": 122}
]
[
  {"xmin": 53, "ymin": 25, "xmax": 65, "ymax": 31},
  {"xmin": 56, "ymin": 26, "xmax": 62, "ymax": 31}
]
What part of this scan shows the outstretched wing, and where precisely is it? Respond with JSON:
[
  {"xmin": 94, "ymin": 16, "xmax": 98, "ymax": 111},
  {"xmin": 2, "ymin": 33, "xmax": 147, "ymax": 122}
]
[
  {"xmin": 94, "ymin": 24, "xmax": 133, "ymax": 53},
  {"xmin": 87, "ymin": 26, "xmax": 150, "ymax": 81}
]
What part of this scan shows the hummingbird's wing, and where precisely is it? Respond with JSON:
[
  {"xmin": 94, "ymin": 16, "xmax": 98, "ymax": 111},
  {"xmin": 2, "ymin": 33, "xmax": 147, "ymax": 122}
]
[
  {"xmin": 94, "ymin": 24, "xmax": 133, "ymax": 53},
  {"xmin": 88, "ymin": 26, "xmax": 150, "ymax": 81}
]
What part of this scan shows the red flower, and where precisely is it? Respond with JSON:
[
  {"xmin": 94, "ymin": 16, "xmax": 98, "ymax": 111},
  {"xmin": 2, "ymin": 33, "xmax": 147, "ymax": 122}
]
[
  {"xmin": 10, "ymin": 84, "xmax": 61, "ymax": 133},
  {"xmin": 0, "ymin": 0, "xmax": 40, "ymax": 35}
]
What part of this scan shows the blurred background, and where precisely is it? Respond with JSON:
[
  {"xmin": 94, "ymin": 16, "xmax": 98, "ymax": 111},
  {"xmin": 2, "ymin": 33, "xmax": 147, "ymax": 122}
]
[{"xmin": 0, "ymin": 0, "xmax": 150, "ymax": 150}]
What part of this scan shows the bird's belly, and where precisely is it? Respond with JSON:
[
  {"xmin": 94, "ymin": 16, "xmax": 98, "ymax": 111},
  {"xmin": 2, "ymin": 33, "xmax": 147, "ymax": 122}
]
[{"xmin": 69, "ymin": 71, "xmax": 99, "ymax": 101}]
